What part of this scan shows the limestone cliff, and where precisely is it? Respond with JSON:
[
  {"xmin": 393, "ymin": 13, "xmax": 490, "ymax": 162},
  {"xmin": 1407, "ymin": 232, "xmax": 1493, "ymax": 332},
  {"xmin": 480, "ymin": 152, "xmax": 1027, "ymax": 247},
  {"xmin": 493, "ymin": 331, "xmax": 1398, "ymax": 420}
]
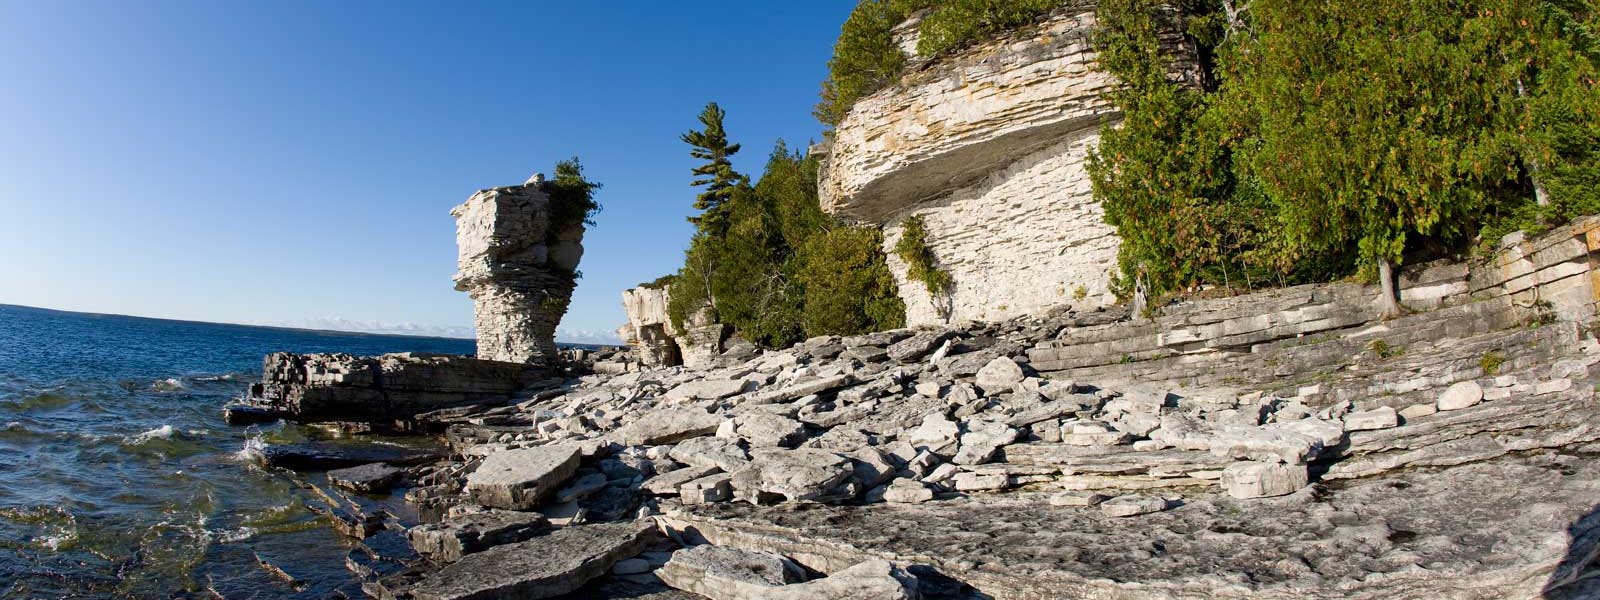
[
  {"xmin": 453, "ymin": 175, "xmax": 585, "ymax": 363},
  {"xmin": 617, "ymin": 283, "xmax": 728, "ymax": 370},
  {"xmin": 820, "ymin": 5, "xmax": 1196, "ymax": 326}
]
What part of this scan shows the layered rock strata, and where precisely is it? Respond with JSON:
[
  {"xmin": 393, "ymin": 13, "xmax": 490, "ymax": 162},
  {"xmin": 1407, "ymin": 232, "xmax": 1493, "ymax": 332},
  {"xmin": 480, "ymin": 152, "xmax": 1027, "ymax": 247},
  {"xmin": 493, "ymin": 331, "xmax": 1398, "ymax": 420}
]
[
  {"xmin": 819, "ymin": 6, "xmax": 1198, "ymax": 325},
  {"xmin": 240, "ymin": 352, "xmax": 553, "ymax": 424},
  {"xmin": 616, "ymin": 283, "xmax": 729, "ymax": 370},
  {"xmin": 452, "ymin": 176, "xmax": 586, "ymax": 363}
]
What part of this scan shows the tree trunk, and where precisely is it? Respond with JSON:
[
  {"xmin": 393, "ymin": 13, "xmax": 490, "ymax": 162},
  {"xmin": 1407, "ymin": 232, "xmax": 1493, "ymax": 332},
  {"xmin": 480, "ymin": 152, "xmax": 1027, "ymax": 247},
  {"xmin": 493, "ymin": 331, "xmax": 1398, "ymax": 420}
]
[
  {"xmin": 1516, "ymin": 78, "xmax": 1552, "ymax": 207},
  {"xmin": 1377, "ymin": 258, "xmax": 1403, "ymax": 318}
]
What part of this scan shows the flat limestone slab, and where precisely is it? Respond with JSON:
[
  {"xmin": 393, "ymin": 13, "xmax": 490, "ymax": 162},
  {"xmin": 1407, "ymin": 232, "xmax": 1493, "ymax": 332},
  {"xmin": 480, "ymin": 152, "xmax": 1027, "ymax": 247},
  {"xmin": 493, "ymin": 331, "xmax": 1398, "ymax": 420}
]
[
  {"xmin": 466, "ymin": 445, "xmax": 581, "ymax": 510},
  {"xmin": 406, "ymin": 520, "xmax": 658, "ymax": 600},
  {"xmin": 662, "ymin": 453, "xmax": 1600, "ymax": 600}
]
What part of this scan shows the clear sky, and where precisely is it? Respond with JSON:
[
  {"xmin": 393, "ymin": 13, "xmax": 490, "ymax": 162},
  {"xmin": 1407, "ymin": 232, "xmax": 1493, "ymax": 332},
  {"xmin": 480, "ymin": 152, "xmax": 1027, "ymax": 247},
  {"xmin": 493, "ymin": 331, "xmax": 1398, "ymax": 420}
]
[{"xmin": 0, "ymin": 0, "xmax": 853, "ymax": 343}]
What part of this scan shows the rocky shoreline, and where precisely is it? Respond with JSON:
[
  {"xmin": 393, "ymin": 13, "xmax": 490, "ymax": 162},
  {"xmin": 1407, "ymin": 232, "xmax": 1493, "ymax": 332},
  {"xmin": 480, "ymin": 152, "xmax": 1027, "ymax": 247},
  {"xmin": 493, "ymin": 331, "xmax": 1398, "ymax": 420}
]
[{"xmin": 227, "ymin": 258, "xmax": 1600, "ymax": 598}]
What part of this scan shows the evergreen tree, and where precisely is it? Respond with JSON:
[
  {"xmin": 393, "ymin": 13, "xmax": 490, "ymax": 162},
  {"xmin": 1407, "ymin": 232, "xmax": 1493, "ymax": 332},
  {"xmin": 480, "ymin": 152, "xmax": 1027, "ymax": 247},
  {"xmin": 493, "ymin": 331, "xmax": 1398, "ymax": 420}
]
[
  {"xmin": 681, "ymin": 102, "xmax": 749, "ymax": 234},
  {"xmin": 1227, "ymin": 0, "xmax": 1527, "ymax": 316}
]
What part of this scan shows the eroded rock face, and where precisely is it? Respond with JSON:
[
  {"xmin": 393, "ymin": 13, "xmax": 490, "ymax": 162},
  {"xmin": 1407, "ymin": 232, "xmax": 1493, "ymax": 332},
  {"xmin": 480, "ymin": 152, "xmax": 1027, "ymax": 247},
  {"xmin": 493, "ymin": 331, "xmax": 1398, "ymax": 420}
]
[
  {"xmin": 617, "ymin": 283, "xmax": 728, "ymax": 370},
  {"xmin": 820, "ymin": 7, "xmax": 1197, "ymax": 325},
  {"xmin": 243, "ymin": 352, "xmax": 550, "ymax": 423},
  {"xmin": 453, "ymin": 179, "xmax": 585, "ymax": 363},
  {"xmin": 620, "ymin": 285, "xmax": 683, "ymax": 368}
]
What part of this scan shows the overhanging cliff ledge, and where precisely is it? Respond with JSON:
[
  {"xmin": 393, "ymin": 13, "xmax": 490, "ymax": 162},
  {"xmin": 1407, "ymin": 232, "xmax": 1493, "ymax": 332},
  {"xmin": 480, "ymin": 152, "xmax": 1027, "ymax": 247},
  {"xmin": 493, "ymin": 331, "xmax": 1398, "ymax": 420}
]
[{"xmin": 819, "ymin": 5, "xmax": 1198, "ymax": 326}]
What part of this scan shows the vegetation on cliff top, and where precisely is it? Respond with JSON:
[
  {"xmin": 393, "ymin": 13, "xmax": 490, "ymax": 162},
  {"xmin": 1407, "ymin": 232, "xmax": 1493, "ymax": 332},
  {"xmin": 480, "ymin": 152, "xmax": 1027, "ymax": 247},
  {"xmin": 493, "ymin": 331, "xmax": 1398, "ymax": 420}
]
[
  {"xmin": 1090, "ymin": 0, "xmax": 1600, "ymax": 307},
  {"xmin": 666, "ymin": 105, "xmax": 904, "ymax": 347},
  {"xmin": 815, "ymin": 0, "xmax": 1066, "ymax": 127}
]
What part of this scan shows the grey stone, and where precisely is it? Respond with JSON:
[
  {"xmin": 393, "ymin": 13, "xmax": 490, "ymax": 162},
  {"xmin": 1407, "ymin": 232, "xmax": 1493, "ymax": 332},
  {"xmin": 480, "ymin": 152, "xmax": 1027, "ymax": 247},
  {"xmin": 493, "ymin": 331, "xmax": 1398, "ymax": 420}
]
[
  {"xmin": 669, "ymin": 437, "xmax": 749, "ymax": 472},
  {"xmin": 1100, "ymin": 495, "xmax": 1168, "ymax": 517},
  {"xmin": 407, "ymin": 509, "xmax": 549, "ymax": 563},
  {"xmin": 1438, "ymin": 381, "xmax": 1485, "ymax": 411},
  {"xmin": 882, "ymin": 479, "xmax": 935, "ymax": 504},
  {"xmin": 1399, "ymin": 403, "xmax": 1438, "ymax": 420},
  {"xmin": 907, "ymin": 412, "xmax": 960, "ymax": 455},
  {"xmin": 681, "ymin": 473, "xmax": 733, "ymax": 505},
  {"xmin": 1221, "ymin": 461, "xmax": 1308, "ymax": 499},
  {"xmin": 1343, "ymin": 406, "xmax": 1399, "ymax": 431},
  {"xmin": 728, "ymin": 413, "xmax": 808, "ymax": 448},
  {"xmin": 466, "ymin": 445, "xmax": 581, "ymax": 510},
  {"xmin": 403, "ymin": 520, "xmax": 656, "ymax": 600},
  {"xmin": 555, "ymin": 472, "xmax": 610, "ymax": 503},
  {"xmin": 953, "ymin": 419, "xmax": 1019, "ymax": 465},
  {"xmin": 247, "ymin": 352, "xmax": 547, "ymax": 424},
  {"xmin": 952, "ymin": 471, "xmax": 1010, "ymax": 491},
  {"xmin": 730, "ymin": 448, "xmax": 855, "ymax": 504},
  {"xmin": 643, "ymin": 465, "xmax": 718, "ymax": 496},
  {"xmin": 888, "ymin": 331, "xmax": 951, "ymax": 363},
  {"xmin": 665, "ymin": 379, "xmax": 749, "ymax": 401},
  {"xmin": 616, "ymin": 408, "xmax": 722, "ymax": 446},
  {"xmin": 452, "ymin": 181, "xmax": 586, "ymax": 363},
  {"xmin": 656, "ymin": 544, "xmax": 801, "ymax": 600},
  {"xmin": 975, "ymin": 357, "xmax": 1026, "ymax": 394},
  {"xmin": 1049, "ymin": 491, "xmax": 1107, "ymax": 507},
  {"xmin": 326, "ymin": 463, "xmax": 403, "ymax": 493},
  {"xmin": 762, "ymin": 559, "xmax": 919, "ymax": 600},
  {"xmin": 611, "ymin": 558, "xmax": 652, "ymax": 575}
]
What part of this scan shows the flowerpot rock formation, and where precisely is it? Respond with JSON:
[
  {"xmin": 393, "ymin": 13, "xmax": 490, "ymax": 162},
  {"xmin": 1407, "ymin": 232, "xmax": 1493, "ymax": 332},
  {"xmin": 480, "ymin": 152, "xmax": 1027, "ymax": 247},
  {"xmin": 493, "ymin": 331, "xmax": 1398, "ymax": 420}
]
[{"xmin": 453, "ymin": 173, "xmax": 586, "ymax": 363}]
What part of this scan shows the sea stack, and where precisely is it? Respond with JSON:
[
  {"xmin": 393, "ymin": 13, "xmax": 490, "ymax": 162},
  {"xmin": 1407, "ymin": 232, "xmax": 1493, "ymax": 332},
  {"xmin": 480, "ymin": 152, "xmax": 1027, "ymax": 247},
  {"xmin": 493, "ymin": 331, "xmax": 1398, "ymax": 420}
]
[{"xmin": 452, "ymin": 172, "xmax": 585, "ymax": 363}]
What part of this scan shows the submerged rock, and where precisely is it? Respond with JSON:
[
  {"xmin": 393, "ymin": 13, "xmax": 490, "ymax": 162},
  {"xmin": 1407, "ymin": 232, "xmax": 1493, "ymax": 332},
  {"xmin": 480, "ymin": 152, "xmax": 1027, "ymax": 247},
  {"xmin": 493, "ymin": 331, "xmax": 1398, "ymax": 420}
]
[{"xmin": 256, "ymin": 442, "xmax": 441, "ymax": 471}]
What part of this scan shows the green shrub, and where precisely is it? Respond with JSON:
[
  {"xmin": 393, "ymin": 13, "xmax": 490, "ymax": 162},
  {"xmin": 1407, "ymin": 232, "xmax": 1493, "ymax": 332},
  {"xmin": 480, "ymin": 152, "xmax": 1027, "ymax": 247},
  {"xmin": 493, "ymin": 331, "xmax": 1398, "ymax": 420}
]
[
  {"xmin": 1480, "ymin": 350, "xmax": 1506, "ymax": 376},
  {"xmin": 545, "ymin": 157, "xmax": 602, "ymax": 235},
  {"xmin": 916, "ymin": 0, "xmax": 1059, "ymax": 56},
  {"xmin": 796, "ymin": 226, "xmax": 907, "ymax": 335},
  {"xmin": 816, "ymin": 1, "xmax": 1067, "ymax": 127},
  {"xmin": 893, "ymin": 215, "xmax": 952, "ymax": 296}
]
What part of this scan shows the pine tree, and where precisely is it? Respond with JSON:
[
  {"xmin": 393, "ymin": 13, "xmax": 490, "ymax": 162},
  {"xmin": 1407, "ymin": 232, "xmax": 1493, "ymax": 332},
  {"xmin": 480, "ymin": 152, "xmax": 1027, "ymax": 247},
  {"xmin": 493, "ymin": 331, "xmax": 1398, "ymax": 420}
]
[{"xmin": 681, "ymin": 102, "xmax": 749, "ymax": 234}]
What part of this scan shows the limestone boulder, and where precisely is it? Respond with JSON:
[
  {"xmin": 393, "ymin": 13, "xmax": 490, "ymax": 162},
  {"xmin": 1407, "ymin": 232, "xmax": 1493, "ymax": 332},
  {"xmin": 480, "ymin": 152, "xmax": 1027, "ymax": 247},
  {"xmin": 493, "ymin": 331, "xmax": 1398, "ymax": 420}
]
[
  {"xmin": 616, "ymin": 407, "xmax": 722, "ymax": 446},
  {"xmin": 1438, "ymin": 381, "xmax": 1485, "ymax": 411},
  {"xmin": 466, "ymin": 445, "xmax": 581, "ymax": 510},
  {"xmin": 656, "ymin": 544, "xmax": 802, "ymax": 600},
  {"xmin": 1221, "ymin": 461, "xmax": 1309, "ymax": 499},
  {"xmin": 326, "ymin": 463, "xmax": 402, "ymax": 494},
  {"xmin": 407, "ymin": 510, "xmax": 549, "ymax": 563},
  {"xmin": 400, "ymin": 520, "xmax": 656, "ymax": 600},
  {"xmin": 763, "ymin": 559, "xmax": 921, "ymax": 600},
  {"xmin": 730, "ymin": 448, "xmax": 855, "ymax": 504},
  {"xmin": 975, "ymin": 357, "xmax": 1026, "ymax": 394},
  {"xmin": 953, "ymin": 419, "xmax": 1019, "ymax": 465}
]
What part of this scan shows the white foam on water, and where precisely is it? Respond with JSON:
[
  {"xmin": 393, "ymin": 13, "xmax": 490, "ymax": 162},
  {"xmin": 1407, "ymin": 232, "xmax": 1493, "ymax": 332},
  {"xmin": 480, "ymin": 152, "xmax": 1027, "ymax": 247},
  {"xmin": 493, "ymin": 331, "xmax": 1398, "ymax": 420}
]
[
  {"xmin": 151, "ymin": 378, "xmax": 187, "ymax": 392},
  {"xmin": 234, "ymin": 433, "xmax": 267, "ymax": 463},
  {"xmin": 126, "ymin": 424, "xmax": 177, "ymax": 445}
]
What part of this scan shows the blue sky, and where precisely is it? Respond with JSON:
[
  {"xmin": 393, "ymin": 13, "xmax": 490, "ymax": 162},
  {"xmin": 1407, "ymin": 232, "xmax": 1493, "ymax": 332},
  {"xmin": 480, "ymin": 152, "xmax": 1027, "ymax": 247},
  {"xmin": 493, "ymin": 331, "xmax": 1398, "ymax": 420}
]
[{"xmin": 0, "ymin": 0, "xmax": 853, "ymax": 343}]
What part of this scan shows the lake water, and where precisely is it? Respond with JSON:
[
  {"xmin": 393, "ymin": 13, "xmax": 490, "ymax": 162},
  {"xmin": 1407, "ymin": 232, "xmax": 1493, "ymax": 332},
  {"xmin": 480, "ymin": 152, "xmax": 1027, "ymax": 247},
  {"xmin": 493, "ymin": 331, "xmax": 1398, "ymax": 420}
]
[{"xmin": 0, "ymin": 303, "xmax": 478, "ymax": 598}]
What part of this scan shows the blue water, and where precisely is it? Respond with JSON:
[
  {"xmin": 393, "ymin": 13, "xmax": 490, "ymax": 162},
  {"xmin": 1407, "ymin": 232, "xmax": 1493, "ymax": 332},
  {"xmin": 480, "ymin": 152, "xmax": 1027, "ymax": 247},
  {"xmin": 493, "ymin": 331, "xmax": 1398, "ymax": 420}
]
[{"xmin": 0, "ymin": 304, "xmax": 476, "ymax": 598}]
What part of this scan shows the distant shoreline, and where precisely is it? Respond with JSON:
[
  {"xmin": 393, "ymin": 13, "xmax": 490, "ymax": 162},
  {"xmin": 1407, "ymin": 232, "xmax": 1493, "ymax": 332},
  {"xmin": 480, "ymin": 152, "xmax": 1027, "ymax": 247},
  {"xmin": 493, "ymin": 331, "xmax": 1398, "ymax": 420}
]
[{"xmin": 0, "ymin": 302, "xmax": 613, "ymax": 349}]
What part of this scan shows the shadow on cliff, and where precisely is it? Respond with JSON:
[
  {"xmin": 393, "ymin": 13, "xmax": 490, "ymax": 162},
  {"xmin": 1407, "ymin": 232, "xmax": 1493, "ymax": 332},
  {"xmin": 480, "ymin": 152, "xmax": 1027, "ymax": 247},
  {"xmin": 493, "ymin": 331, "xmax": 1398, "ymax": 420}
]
[{"xmin": 1543, "ymin": 502, "xmax": 1600, "ymax": 599}]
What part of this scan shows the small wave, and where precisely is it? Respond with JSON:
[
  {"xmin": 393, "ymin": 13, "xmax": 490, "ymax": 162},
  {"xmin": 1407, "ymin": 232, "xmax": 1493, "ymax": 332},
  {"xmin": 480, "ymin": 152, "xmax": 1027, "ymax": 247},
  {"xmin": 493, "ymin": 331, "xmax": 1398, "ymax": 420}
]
[
  {"xmin": 127, "ymin": 425, "xmax": 176, "ymax": 445},
  {"xmin": 235, "ymin": 434, "xmax": 267, "ymax": 463},
  {"xmin": 192, "ymin": 373, "xmax": 245, "ymax": 382},
  {"xmin": 151, "ymin": 378, "xmax": 187, "ymax": 392}
]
